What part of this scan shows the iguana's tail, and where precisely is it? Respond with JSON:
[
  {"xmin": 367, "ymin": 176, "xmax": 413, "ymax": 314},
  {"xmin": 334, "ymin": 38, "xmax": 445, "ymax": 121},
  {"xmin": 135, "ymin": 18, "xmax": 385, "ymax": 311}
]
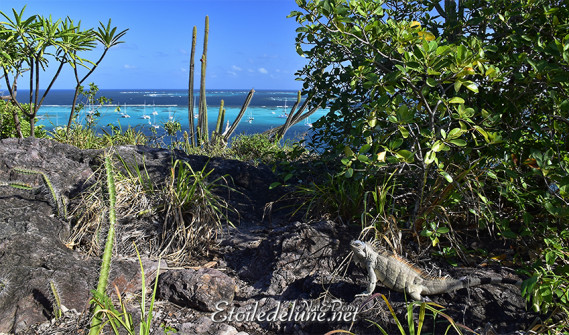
[
  {"xmin": 422, "ymin": 276, "xmax": 522, "ymax": 296},
  {"xmin": 464, "ymin": 276, "xmax": 522, "ymax": 288}
]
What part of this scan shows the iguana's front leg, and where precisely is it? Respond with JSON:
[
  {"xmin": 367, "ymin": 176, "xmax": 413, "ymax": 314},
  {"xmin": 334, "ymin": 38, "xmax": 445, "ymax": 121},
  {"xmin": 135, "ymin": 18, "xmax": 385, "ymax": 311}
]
[{"xmin": 355, "ymin": 261, "xmax": 377, "ymax": 297}]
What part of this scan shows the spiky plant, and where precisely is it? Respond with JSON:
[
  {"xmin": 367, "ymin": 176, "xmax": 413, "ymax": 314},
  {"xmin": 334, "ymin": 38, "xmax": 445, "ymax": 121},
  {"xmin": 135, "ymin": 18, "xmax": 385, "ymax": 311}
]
[
  {"xmin": 9, "ymin": 166, "xmax": 66, "ymax": 218},
  {"xmin": 89, "ymin": 152, "xmax": 118, "ymax": 335}
]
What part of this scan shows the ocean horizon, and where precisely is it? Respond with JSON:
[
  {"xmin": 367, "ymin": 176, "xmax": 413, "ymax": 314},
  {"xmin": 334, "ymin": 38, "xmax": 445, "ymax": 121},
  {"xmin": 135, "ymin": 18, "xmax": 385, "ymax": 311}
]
[{"xmin": 7, "ymin": 89, "xmax": 327, "ymax": 142}]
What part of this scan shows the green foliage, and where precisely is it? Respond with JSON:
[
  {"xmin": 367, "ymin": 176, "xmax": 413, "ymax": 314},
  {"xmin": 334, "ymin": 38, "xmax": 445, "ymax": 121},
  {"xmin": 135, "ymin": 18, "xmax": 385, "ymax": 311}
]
[
  {"xmin": 72, "ymin": 83, "xmax": 112, "ymax": 129},
  {"xmin": 291, "ymin": 0, "xmax": 569, "ymax": 320},
  {"xmin": 164, "ymin": 120, "xmax": 182, "ymax": 136},
  {"xmin": 521, "ymin": 233, "xmax": 569, "ymax": 316},
  {"xmin": 352, "ymin": 294, "xmax": 472, "ymax": 335},
  {"xmin": 50, "ymin": 123, "xmax": 147, "ymax": 149},
  {"xmin": 230, "ymin": 133, "xmax": 291, "ymax": 166},
  {"xmin": 0, "ymin": 100, "xmax": 44, "ymax": 138},
  {"xmin": 90, "ymin": 153, "xmax": 118, "ymax": 335},
  {"xmin": 159, "ymin": 159, "xmax": 234, "ymax": 264},
  {"xmin": 89, "ymin": 243, "xmax": 160, "ymax": 335},
  {"xmin": 0, "ymin": 7, "xmax": 126, "ymax": 137}
]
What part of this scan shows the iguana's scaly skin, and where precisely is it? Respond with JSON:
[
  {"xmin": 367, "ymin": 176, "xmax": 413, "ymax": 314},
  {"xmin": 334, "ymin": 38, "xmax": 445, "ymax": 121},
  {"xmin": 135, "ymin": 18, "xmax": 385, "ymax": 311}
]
[{"xmin": 350, "ymin": 240, "xmax": 521, "ymax": 300}]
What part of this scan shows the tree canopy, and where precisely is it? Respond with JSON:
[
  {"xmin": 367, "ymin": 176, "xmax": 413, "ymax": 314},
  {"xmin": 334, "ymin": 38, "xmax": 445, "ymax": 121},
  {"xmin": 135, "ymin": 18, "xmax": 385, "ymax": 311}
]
[
  {"xmin": 0, "ymin": 7, "xmax": 126, "ymax": 137},
  {"xmin": 290, "ymin": 0, "xmax": 569, "ymax": 316}
]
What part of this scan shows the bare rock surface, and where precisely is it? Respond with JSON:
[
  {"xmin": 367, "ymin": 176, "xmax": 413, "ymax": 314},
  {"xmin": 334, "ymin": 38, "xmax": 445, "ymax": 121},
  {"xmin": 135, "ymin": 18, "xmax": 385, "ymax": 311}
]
[
  {"xmin": 0, "ymin": 138, "xmax": 538, "ymax": 334},
  {"xmin": 158, "ymin": 268, "xmax": 237, "ymax": 312}
]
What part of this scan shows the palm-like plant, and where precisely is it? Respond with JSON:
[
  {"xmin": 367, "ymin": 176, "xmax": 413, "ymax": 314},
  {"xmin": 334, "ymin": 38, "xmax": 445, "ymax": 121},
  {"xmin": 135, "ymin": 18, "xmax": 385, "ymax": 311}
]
[
  {"xmin": 65, "ymin": 19, "xmax": 128, "ymax": 135},
  {"xmin": 0, "ymin": 7, "xmax": 126, "ymax": 138}
]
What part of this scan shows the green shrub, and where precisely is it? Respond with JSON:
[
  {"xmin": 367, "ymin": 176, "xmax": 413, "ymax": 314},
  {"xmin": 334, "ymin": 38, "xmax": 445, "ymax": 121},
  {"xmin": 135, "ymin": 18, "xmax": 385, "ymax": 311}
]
[
  {"xmin": 230, "ymin": 133, "xmax": 292, "ymax": 166},
  {"xmin": 291, "ymin": 0, "xmax": 569, "ymax": 323},
  {"xmin": 0, "ymin": 100, "xmax": 45, "ymax": 138}
]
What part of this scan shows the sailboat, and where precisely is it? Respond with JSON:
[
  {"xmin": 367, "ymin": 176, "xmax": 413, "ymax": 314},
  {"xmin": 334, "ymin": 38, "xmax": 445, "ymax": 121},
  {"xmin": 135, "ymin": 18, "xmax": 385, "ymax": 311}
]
[
  {"xmin": 141, "ymin": 102, "xmax": 150, "ymax": 119},
  {"xmin": 121, "ymin": 104, "xmax": 130, "ymax": 118},
  {"xmin": 247, "ymin": 109, "xmax": 254, "ymax": 123},
  {"xmin": 278, "ymin": 98, "xmax": 288, "ymax": 118},
  {"xmin": 152, "ymin": 102, "xmax": 159, "ymax": 116}
]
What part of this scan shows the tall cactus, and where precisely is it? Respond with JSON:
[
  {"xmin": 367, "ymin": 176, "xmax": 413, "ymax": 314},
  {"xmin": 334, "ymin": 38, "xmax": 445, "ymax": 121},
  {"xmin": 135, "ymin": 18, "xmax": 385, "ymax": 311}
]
[
  {"xmin": 212, "ymin": 99, "xmax": 225, "ymax": 143},
  {"xmin": 223, "ymin": 89, "xmax": 255, "ymax": 143},
  {"xmin": 197, "ymin": 15, "xmax": 209, "ymax": 145},
  {"xmin": 188, "ymin": 26, "xmax": 197, "ymax": 146},
  {"xmin": 185, "ymin": 16, "xmax": 255, "ymax": 148},
  {"xmin": 277, "ymin": 91, "xmax": 302, "ymax": 139},
  {"xmin": 266, "ymin": 92, "xmax": 321, "ymax": 141}
]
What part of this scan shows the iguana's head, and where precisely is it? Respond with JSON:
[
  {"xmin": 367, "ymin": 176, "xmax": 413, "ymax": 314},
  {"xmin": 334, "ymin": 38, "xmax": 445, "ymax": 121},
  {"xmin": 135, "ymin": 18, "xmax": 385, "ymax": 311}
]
[{"xmin": 350, "ymin": 240, "xmax": 367, "ymax": 259}]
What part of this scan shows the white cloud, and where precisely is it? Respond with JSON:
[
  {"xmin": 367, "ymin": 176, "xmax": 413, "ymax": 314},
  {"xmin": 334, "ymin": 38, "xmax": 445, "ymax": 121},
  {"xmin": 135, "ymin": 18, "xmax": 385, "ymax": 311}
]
[
  {"xmin": 232, "ymin": 65, "xmax": 242, "ymax": 71},
  {"xmin": 258, "ymin": 67, "xmax": 268, "ymax": 74},
  {"xmin": 123, "ymin": 64, "xmax": 136, "ymax": 69}
]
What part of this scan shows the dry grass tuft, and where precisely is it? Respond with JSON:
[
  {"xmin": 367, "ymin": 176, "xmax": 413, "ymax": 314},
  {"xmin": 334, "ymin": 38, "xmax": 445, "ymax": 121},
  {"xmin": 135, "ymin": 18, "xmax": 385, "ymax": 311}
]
[{"xmin": 65, "ymin": 154, "xmax": 233, "ymax": 265}]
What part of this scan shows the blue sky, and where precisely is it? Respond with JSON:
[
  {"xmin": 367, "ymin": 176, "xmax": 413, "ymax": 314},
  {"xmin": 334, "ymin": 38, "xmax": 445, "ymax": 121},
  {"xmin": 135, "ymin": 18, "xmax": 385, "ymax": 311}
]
[{"xmin": 0, "ymin": 0, "xmax": 306, "ymax": 90}]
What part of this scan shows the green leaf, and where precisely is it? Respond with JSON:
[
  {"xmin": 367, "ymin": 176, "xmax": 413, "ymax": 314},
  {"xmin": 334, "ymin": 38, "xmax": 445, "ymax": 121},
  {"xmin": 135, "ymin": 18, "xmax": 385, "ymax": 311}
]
[
  {"xmin": 501, "ymin": 230, "xmax": 517, "ymax": 239},
  {"xmin": 440, "ymin": 170, "xmax": 453, "ymax": 183},
  {"xmin": 396, "ymin": 150, "xmax": 414, "ymax": 163},
  {"xmin": 359, "ymin": 143, "xmax": 371, "ymax": 154},
  {"xmin": 424, "ymin": 150, "xmax": 436, "ymax": 165},
  {"xmin": 436, "ymin": 45, "xmax": 449, "ymax": 56},
  {"xmin": 474, "ymin": 126, "xmax": 490, "ymax": 143},
  {"xmin": 437, "ymin": 227, "xmax": 450, "ymax": 234},
  {"xmin": 389, "ymin": 137, "xmax": 404, "ymax": 150},
  {"xmin": 426, "ymin": 77, "xmax": 437, "ymax": 87},
  {"xmin": 454, "ymin": 80, "xmax": 462, "ymax": 92},
  {"xmin": 449, "ymin": 97, "xmax": 465, "ymax": 104},
  {"xmin": 545, "ymin": 251, "xmax": 557, "ymax": 265},
  {"xmin": 357, "ymin": 154, "xmax": 370, "ymax": 163},
  {"xmin": 449, "ymin": 139, "xmax": 467, "ymax": 146},
  {"xmin": 407, "ymin": 61, "xmax": 422, "ymax": 72},
  {"xmin": 464, "ymin": 81, "xmax": 479, "ymax": 93},
  {"xmin": 431, "ymin": 140, "xmax": 448, "ymax": 152},
  {"xmin": 427, "ymin": 68, "xmax": 441, "ymax": 75},
  {"xmin": 447, "ymin": 127, "xmax": 464, "ymax": 139},
  {"xmin": 456, "ymin": 45, "xmax": 467, "ymax": 62},
  {"xmin": 345, "ymin": 167, "xmax": 354, "ymax": 178},
  {"xmin": 559, "ymin": 99, "xmax": 569, "ymax": 112}
]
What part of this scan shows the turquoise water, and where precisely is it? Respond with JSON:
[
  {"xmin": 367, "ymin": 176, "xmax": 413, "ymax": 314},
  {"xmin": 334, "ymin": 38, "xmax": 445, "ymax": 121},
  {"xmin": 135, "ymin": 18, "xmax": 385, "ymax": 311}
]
[{"xmin": 30, "ymin": 89, "xmax": 326, "ymax": 141}]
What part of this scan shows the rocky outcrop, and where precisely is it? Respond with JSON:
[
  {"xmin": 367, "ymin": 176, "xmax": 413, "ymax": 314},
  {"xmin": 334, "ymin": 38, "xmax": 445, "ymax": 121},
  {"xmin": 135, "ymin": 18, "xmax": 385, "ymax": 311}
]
[
  {"xmin": 0, "ymin": 138, "xmax": 536, "ymax": 334},
  {"xmin": 158, "ymin": 268, "xmax": 236, "ymax": 312},
  {"xmin": 0, "ymin": 137, "xmax": 276, "ymax": 333}
]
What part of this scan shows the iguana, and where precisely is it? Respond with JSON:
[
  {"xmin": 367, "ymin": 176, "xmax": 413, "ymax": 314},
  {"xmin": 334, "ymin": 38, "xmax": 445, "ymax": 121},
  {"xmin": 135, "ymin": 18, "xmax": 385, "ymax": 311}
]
[{"xmin": 350, "ymin": 240, "xmax": 521, "ymax": 301}]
